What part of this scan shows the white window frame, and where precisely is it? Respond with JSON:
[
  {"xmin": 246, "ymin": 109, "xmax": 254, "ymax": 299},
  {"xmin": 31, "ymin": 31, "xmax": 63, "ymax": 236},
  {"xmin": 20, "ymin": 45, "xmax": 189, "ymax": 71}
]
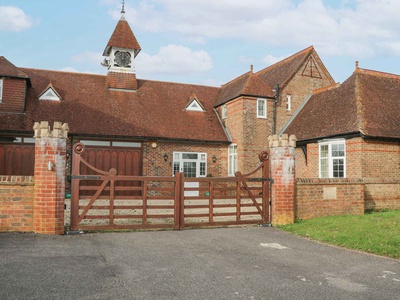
[
  {"xmin": 221, "ymin": 104, "xmax": 227, "ymax": 119},
  {"xmin": 319, "ymin": 140, "xmax": 346, "ymax": 178},
  {"xmin": 257, "ymin": 98, "xmax": 267, "ymax": 118},
  {"xmin": 0, "ymin": 79, "xmax": 3, "ymax": 102},
  {"xmin": 173, "ymin": 152, "xmax": 207, "ymax": 177},
  {"xmin": 228, "ymin": 144, "xmax": 237, "ymax": 176},
  {"xmin": 286, "ymin": 95, "xmax": 291, "ymax": 111}
]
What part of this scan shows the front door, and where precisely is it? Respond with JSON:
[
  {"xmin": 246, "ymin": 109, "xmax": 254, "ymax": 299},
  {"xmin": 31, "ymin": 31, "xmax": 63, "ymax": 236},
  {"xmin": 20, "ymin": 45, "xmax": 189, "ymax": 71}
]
[{"xmin": 173, "ymin": 152, "xmax": 207, "ymax": 196}]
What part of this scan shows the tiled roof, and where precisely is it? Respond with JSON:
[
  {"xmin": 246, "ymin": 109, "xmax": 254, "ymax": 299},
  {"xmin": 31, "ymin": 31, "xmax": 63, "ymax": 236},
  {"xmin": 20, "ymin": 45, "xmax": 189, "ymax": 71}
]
[
  {"xmin": 285, "ymin": 68, "xmax": 400, "ymax": 141},
  {"xmin": 256, "ymin": 46, "xmax": 328, "ymax": 89},
  {"xmin": 7, "ymin": 68, "xmax": 229, "ymax": 142},
  {"xmin": 0, "ymin": 56, "xmax": 29, "ymax": 79},
  {"xmin": 214, "ymin": 71, "xmax": 274, "ymax": 107},
  {"xmin": 103, "ymin": 18, "xmax": 141, "ymax": 57}
]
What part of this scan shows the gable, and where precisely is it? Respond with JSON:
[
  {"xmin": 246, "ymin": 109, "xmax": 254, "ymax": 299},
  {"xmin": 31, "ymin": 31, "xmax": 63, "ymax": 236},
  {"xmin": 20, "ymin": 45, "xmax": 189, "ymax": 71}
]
[
  {"xmin": 185, "ymin": 98, "xmax": 205, "ymax": 112},
  {"xmin": 39, "ymin": 86, "xmax": 61, "ymax": 101}
]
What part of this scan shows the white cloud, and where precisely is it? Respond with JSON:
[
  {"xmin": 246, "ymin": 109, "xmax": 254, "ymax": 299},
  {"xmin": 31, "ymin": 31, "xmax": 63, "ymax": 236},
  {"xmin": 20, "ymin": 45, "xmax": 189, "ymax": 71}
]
[
  {"xmin": 107, "ymin": 0, "xmax": 400, "ymax": 59},
  {"xmin": 0, "ymin": 6, "xmax": 35, "ymax": 32},
  {"xmin": 136, "ymin": 44, "xmax": 213, "ymax": 74}
]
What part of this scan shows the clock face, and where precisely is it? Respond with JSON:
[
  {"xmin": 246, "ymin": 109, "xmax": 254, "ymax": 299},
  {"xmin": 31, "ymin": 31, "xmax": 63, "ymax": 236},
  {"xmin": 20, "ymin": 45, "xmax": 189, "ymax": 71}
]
[{"xmin": 114, "ymin": 51, "xmax": 131, "ymax": 67}]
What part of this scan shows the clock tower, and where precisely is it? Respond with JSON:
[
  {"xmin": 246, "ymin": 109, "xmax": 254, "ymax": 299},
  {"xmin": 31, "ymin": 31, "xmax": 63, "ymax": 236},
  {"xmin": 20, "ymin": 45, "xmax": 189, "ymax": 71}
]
[{"xmin": 102, "ymin": 2, "xmax": 141, "ymax": 91}]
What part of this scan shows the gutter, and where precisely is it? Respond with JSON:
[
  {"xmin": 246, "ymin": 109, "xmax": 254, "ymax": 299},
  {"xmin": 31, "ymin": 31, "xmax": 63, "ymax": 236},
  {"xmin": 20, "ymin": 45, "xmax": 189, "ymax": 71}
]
[{"xmin": 272, "ymin": 84, "xmax": 280, "ymax": 135}]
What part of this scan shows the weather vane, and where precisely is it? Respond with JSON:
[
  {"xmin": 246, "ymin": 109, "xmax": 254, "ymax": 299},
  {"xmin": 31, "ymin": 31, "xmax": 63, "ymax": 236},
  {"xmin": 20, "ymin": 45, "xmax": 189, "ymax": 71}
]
[{"xmin": 121, "ymin": 0, "xmax": 125, "ymax": 14}]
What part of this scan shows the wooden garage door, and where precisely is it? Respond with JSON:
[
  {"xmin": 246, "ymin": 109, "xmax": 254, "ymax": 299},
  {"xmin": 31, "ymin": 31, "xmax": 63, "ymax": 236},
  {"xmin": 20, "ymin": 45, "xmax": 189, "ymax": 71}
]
[
  {"xmin": 79, "ymin": 145, "xmax": 142, "ymax": 196},
  {"xmin": 0, "ymin": 141, "xmax": 35, "ymax": 176}
]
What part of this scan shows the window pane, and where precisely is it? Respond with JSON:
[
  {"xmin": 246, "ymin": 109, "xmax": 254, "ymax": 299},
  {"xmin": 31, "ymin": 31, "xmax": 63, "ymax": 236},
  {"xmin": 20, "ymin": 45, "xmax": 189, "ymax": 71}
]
[
  {"xmin": 182, "ymin": 153, "xmax": 198, "ymax": 160},
  {"xmin": 174, "ymin": 153, "xmax": 180, "ymax": 160},
  {"xmin": 320, "ymin": 158, "xmax": 329, "ymax": 178},
  {"xmin": 173, "ymin": 162, "xmax": 180, "ymax": 174},
  {"xmin": 332, "ymin": 144, "xmax": 344, "ymax": 157},
  {"xmin": 200, "ymin": 162, "xmax": 206, "ymax": 176},
  {"xmin": 257, "ymin": 100, "xmax": 265, "ymax": 117},
  {"xmin": 320, "ymin": 145, "xmax": 328, "ymax": 158},
  {"xmin": 201, "ymin": 154, "xmax": 206, "ymax": 161},
  {"xmin": 333, "ymin": 159, "xmax": 344, "ymax": 177},
  {"xmin": 183, "ymin": 162, "xmax": 196, "ymax": 177}
]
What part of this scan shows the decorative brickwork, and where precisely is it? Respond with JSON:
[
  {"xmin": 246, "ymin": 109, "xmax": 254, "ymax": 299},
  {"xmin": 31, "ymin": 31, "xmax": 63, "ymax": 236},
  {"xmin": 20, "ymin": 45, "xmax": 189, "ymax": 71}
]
[
  {"xmin": 0, "ymin": 176, "xmax": 34, "ymax": 232},
  {"xmin": 269, "ymin": 134, "xmax": 297, "ymax": 225},
  {"xmin": 33, "ymin": 121, "xmax": 68, "ymax": 234}
]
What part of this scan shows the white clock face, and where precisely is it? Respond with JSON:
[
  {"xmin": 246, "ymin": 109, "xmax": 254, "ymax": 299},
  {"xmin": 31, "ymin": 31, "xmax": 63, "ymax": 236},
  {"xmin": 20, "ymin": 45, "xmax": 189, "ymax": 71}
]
[{"xmin": 114, "ymin": 51, "xmax": 131, "ymax": 67}]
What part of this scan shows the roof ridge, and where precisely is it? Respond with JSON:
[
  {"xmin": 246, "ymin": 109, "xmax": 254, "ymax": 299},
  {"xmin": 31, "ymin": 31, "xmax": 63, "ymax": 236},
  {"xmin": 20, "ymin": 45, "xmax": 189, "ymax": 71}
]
[
  {"xmin": 255, "ymin": 45, "xmax": 314, "ymax": 75},
  {"xmin": 354, "ymin": 71, "xmax": 366, "ymax": 135},
  {"xmin": 20, "ymin": 67, "xmax": 106, "ymax": 77},
  {"xmin": 356, "ymin": 67, "xmax": 400, "ymax": 79}
]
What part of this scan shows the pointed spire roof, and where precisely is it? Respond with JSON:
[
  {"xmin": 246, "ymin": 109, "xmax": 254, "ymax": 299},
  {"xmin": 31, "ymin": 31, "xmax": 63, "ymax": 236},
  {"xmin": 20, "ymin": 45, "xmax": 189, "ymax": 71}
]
[
  {"xmin": 103, "ymin": 10, "xmax": 141, "ymax": 57},
  {"xmin": 0, "ymin": 56, "xmax": 29, "ymax": 79}
]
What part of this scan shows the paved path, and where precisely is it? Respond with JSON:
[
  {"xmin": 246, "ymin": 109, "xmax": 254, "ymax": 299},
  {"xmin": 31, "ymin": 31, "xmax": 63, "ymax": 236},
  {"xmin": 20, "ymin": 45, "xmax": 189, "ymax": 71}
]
[{"xmin": 0, "ymin": 227, "xmax": 399, "ymax": 299}]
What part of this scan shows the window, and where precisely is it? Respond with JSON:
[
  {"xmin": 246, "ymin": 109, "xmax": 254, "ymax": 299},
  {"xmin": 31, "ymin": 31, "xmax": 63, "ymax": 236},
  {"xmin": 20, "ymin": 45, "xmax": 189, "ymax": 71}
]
[
  {"xmin": 173, "ymin": 152, "xmax": 207, "ymax": 177},
  {"xmin": 257, "ymin": 99, "xmax": 267, "ymax": 118},
  {"xmin": 221, "ymin": 104, "xmax": 227, "ymax": 119},
  {"xmin": 286, "ymin": 95, "xmax": 291, "ymax": 111},
  {"xmin": 186, "ymin": 99, "xmax": 204, "ymax": 112},
  {"xmin": 319, "ymin": 140, "xmax": 346, "ymax": 178},
  {"xmin": 228, "ymin": 144, "xmax": 237, "ymax": 176},
  {"xmin": 0, "ymin": 79, "xmax": 3, "ymax": 102}
]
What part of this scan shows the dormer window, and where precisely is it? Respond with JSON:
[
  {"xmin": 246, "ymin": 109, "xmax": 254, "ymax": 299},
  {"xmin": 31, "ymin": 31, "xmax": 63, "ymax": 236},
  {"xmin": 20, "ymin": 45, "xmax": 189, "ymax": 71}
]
[
  {"xmin": 39, "ymin": 86, "xmax": 61, "ymax": 101},
  {"xmin": 0, "ymin": 79, "xmax": 3, "ymax": 103},
  {"xmin": 185, "ymin": 98, "xmax": 205, "ymax": 112}
]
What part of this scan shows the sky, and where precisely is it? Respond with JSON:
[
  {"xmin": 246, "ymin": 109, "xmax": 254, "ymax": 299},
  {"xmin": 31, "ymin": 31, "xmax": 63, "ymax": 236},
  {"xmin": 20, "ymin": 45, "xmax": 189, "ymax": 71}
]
[{"xmin": 1, "ymin": 0, "xmax": 400, "ymax": 87}]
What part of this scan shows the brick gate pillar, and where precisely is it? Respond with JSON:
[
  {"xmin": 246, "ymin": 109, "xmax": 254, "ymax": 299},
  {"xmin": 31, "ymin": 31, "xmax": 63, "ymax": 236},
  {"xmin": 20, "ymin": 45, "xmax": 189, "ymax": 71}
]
[
  {"xmin": 33, "ymin": 121, "xmax": 69, "ymax": 234},
  {"xmin": 269, "ymin": 134, "xmax": 297, "ymax": 226}
]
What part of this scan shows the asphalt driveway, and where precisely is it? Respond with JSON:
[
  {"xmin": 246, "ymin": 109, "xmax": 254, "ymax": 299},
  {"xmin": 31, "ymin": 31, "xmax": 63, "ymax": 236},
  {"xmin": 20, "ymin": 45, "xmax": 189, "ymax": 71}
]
[{"xmin": 0, "ymin": 227, "xmax": 399, "ymax": 300}]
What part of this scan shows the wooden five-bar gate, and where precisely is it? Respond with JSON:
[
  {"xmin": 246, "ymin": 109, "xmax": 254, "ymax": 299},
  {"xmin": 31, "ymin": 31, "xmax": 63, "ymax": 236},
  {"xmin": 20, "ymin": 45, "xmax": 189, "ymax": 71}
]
[{"xmin": 70, "ymin": 143, "xmax": 273, "ymax": 231}]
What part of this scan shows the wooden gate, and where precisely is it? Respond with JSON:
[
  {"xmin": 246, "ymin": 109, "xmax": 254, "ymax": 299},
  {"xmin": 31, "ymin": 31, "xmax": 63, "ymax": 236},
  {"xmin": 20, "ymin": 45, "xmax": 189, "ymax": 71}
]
[{"xmin": 70, "ymin": 143, "xmax": 272, "ymax": 231}]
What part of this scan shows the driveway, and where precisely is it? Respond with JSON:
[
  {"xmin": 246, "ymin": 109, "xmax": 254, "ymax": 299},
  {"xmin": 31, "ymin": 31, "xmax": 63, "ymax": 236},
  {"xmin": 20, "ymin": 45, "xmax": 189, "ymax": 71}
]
[{"xmin": 0, "ymin": 227, "xmax": 399, "ymax": 300}]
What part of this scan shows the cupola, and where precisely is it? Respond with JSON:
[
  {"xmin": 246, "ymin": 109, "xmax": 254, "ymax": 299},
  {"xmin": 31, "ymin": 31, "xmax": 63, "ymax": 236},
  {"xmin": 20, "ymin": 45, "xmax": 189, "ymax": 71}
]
[{"xmin": 102, "ymin": 1, "xmax": 141, "ymax": 91}]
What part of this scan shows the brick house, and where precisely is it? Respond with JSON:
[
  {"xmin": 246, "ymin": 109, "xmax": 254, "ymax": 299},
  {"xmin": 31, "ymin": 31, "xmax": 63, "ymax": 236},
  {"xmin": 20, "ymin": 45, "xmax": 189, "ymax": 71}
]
[
  {"xmin": 1, "ymin": 9, "xmax": 398, "ymax": 213},
  {"xmin": 284, "ymin": 64, "xmax": 400, "ymax": 211},
  {"xmin": 0, "ymin": 9, "xmax": 334, "ymax": 183}
]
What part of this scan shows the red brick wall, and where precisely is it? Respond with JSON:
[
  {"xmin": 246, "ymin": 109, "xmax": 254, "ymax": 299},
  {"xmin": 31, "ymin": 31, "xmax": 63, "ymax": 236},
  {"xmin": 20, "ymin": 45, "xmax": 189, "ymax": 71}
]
[
  {"xmin": 295, "ymin": 179, "xmax": 365, "ymax": 219},
  {"xmin": 296, "ymin": 138, "xmax": 399, "ymax": 212},
  {"xmin": 222, "ymin": 97, "xmax": 273, "ymax": 174},
  {"xmin": 0, "ymin": 176, "xmax": 34, "ymax": 232},
  {"xmin": 33, "ymin": 133, "xmax": 66, "ymax": 234},
  {"xmin": 364, "ymin": 179, "xmax": 400, "ymax": 210},
  {"xmin": 142, "ymin": 141, "xmax": 223, "ymax": 177},
  {"xmin": 270, "ymin": 144, "xmax": 296, "ymax": 226},
  {"xmin": 295, "ymin": 137, "xmax": 398, "ymax": 179},
  {"xmin": 0, "ymin": 78, "xmax": 27, "ymax": 113}
]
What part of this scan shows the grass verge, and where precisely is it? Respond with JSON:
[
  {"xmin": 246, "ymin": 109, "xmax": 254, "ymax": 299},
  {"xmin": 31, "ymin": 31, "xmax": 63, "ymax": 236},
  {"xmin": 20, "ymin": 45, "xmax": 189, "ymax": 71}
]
[{"xmin": 278, "ymin": 210, "xmax": 400, "ymax": 259}]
